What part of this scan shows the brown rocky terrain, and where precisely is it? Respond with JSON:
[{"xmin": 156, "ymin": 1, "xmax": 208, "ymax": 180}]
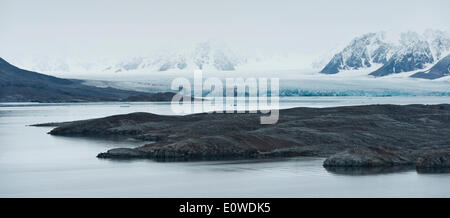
[{"xmin": 40, "ymin": 104, "xmax": 450, "ymax": 171}]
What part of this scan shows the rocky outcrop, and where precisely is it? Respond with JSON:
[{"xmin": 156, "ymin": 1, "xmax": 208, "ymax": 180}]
[
  {"xmin": 325, "ymin": 165, "xmax": 414, "ymax": 175},
  {"xmin": 323, "ymin": 146, "xmax": 450, "ymax": 171},
  {"xmin": 323, "ymin": 146, "xmax": 412, "ymax": 167},
  {"xmin": 97, "ymin": 148, "xmax": 147, "ymax": 159},
  {"xmin": 29, "ymin": 121, "xmax": 73, "ymax": 127},
  {"xmin": 48, "ymin": 112, "xmax": 177, "ymax": 137},
  {"xmin": 38, "ymin": 104, "xmax": 450, "ymax": 169},
  {"xmin": 416, "ymin": 150, "xmax": 450, "ymax": 169}
]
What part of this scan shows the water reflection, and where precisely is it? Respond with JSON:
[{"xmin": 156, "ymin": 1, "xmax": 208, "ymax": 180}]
[
  {"xmin": 416, "ymin": 167, "xmax": 450, "ymax": 174},
  {"xmin": 324, "ymin": 165, "xmax": 415, "ymax": 176}
]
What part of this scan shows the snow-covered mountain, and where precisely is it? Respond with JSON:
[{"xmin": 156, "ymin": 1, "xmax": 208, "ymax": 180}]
[
  {"xmin": 321, "ymin": 30, "xmax": 450, "ymax": 79},
  {"xmin": 425, "ymin": 29, "xmax": 450, "ymax": 61},
  {"xmin": 13, "ymin": 40, "xmax": 316, "ymax": 78},
  {"xmin": 110, "ymin": 41, "xmax": 246, "ymax": 73},
  {"xmin": 8, "ymin": 41, "xmax": 247, "ymax": 78},
  {"xmin": 320, "ymin": 32, "xmax": 393, "ymax": 74},
  {"xmin": 370, "ymin": 32, "xmax": 435, "ymax": 77},
  {"xmin": 9, "ymin": 30, "xmax": 450, "ymax": 80}
]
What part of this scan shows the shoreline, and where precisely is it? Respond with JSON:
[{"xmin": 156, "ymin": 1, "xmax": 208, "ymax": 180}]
[{"xmin": 35, "ymin": 104, "xmax": 450, "ymax": 173}]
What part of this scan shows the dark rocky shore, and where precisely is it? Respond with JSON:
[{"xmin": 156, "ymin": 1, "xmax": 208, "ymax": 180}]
[{"xmin": 40, "ymin": 104, "xmax": 450, "ymax": 171}]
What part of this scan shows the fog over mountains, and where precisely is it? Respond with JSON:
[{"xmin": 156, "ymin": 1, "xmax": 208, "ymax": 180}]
[
  {"xmin": 12, "ymin": 41, "xmax": 313, "ymax": 78},
  {"xmin": 109, "ymin": 41, "xmax": 245, "ymax": 72},
  {"xmin": 12, "ymin": 41, "xmax": 244, "ymax": 75},
  {"xmin": 6, "ymin": 29, "xmax": 450, "ymax": 81}
]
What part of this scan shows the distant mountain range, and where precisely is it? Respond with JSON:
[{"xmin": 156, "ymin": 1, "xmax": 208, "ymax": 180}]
[
  {"xmin": 1, "ymin": 53, "xmax": 449, "ymax": 103},
  {"xmin": 5, "ymin": 30, "xmax": 450, "ymax": 81},
  {"xmin": 0, "ymin": 57, "xmax": 144, "ymax": 102},
  {"xmin": 320, "ymin": 30, "xmax": 450, "ymax": 79},
  {"xmin": 112, "ymin": 41, "xmax": 245, "ymax": 72},
  {"xmin": 13, "ymin": 41, "xmax": 248, "ymax": 75},
  {"xmin": 11, "ymin": 41, "xmax": 315, "ymax": 76}
]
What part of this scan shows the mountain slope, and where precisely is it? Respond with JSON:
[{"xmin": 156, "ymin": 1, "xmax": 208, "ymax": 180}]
[
  {"xmin": 320, "ymin": 30, "xmax": 450, "ymax": 77},
  {"xmin": 320, "ymin": 33, "xmax": 392, "ymax": 74},
  {"xmin": 0, "ymin": 57, "xmax": 142, "ymax": 102},
  {"xmin": 410, "ymin": 54, "xmax": 450, "ymax": 79},
  {"xmin": 370, "ymin": 32, "xmax": 435, "ymax": 77}
]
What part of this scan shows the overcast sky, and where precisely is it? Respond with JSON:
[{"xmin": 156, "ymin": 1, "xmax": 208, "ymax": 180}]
[{"xmin": 1, "ymin": 0, "xmax": 449, "ymax": 62}]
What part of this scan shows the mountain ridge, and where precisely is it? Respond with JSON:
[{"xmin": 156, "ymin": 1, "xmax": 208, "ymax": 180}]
[
  {"xmin": 0, "ymin": 57, "xmax": 143, "ymax": 102},
  {"xmin": 411, "ymin": 54, "xmax": 450, "ymax": 79},
  {"xmin": 320, "ymin": 30, "xmax": 450, "ymax": 79},
  {"xmin": 320, "ymin": 32, "xmax": 393, "ymax": 74}
]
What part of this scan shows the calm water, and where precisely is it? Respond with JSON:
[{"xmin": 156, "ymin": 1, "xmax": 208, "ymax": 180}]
[{"xmin": 1, "ymin": 97, "xmax": 450, "ymax": 197}]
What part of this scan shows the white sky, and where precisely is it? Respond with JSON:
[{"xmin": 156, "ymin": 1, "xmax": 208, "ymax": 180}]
[{"xmin": 0, "ymin": 0, "xmax": 449, "ymax": 62}]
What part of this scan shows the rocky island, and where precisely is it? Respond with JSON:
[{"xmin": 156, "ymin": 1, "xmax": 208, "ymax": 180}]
[{"xmin": 39, "ymin": 104, "xmax": 450, "ymax": 172}]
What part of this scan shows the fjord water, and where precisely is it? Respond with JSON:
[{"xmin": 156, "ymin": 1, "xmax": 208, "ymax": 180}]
[{"xmin": 1, "ymin": 97, "xmax": 450, "ymax": 197}]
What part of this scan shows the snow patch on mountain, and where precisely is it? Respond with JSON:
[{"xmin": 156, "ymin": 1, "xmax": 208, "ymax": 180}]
[
  {"xmin": 321, "ymin": 29, "xmax": 450, "ymax": 78},
  {"xmin": 370, "ymin": 31, "xmax": 435, "ymax": 77},
  {"xmin": 320, "ymin": 32, "xmax": 393, "ymax": 74}
]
